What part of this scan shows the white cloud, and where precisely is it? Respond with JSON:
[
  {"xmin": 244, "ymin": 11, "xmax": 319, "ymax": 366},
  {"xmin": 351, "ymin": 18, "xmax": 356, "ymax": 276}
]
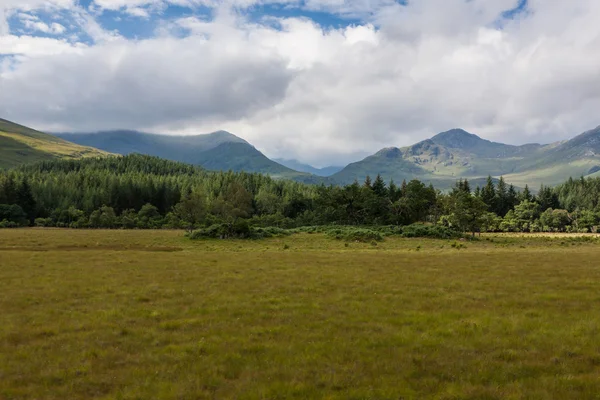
[
  {"xmin": 1, "ymin": 0, "xmax": 600, "ymax": 166},
  {"xmin": 20, "ymin": 16, "xmax": 67, "ymax": 35},
  {"xmin": 0, "ymin": 35, "xmax": 85, "ymax": 56}
]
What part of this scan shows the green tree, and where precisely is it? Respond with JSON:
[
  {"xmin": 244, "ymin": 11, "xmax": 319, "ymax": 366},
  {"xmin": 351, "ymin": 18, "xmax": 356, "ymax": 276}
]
[
  {"xmin": 480, "ymin": 176, "xmax": 496, "ymax": 211},
  {"xmin": 495, "ymin": 177, "xmax": 509, "ymax": 216},
  {"xmin": 537, "ymin": 185, "xmax": 560, "ymax": 211},
  {"xmin": 520, "ymin": 185, "xmax": 533, "ymax": 203},
  {"xmin": 371, "ymin": 174, "xmax": 387, "ymax": 197},
  {"xmin": 512, "ymin": 200, "xmax": 540, "ymax": 232},
  {"xmin": 16, "ymin": 177, "xmax": 36, "ymax": 224},
  {"xmin": 173, "ymin": 192, "xmax": 207, "ymax": 233},
  {"xmin": 445, "ymin": 186, "xmax": 488, "ymax": 236},
  {"xmin": 99, "ymin": 206, "xmax": 118, "ymax": 229},
  {"xmin": 539, "ymin": 208, "xmax": 571, "ymax": 232},
  {"xmin": 138, "ymin": 203, "xmax": 162, "ymax": 229}
]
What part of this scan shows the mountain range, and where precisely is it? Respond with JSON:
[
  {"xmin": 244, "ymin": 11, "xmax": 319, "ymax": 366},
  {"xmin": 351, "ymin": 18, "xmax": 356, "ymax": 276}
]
[
  {"xmin": 56, "ymin": 130, "xmax": 321, "ymax": 184},
  {"xmin": 330, "ymin": 127, "xmax": 600, "ymax": 188},
  {"xmin": 2, "ymin": 117, "xmax": 600, "ymax": 190}
]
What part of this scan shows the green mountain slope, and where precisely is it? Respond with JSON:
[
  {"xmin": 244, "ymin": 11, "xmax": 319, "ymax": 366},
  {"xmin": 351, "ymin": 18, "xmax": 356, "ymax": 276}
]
[
  {"xmin": 0, "ymin": 119, "xmax": 109, "ymax": 169},
  {"xmin": 332, "ymin": 126, "xmax": 600, "ymax": 189},
  {"xmin": 57, "ymin": 130, "xmax": 320, "ymax": 182}
]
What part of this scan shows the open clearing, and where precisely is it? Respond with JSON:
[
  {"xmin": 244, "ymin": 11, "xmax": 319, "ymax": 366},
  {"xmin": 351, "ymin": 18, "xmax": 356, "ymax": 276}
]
[{"xmin": 1, "ymin": 229, "xmax": 600, "ymax": 399}]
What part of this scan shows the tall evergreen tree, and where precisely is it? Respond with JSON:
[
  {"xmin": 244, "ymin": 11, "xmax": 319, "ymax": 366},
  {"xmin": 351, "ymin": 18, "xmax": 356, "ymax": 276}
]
[
  {"xmin": 372, "ymin": 174, "xmax": 387, "ymax": 197},
  {"xmin": 538, "ymin": 184, "xmax": 560, "ymax": 211},
  {"xmin": 388, "ymin": 180, "xmax": 400, "ymax": 202},
  {"xmin": 481, "ymin": 176, "xmax": 496, "ymax": 211},
  {"xmin": 507, "ymin": 184, "xmax": 518, "ymax": 210},
  {"xmin": 16, "ymin": 177, "xmax": 36, "ymax": 224},
  {"xmin": 495, "ymin": 177, "xmax": 509, "ymax": 216},
  {"xmin": 520, "ymin": 184, "xmax": 533, "ymax": 203}
]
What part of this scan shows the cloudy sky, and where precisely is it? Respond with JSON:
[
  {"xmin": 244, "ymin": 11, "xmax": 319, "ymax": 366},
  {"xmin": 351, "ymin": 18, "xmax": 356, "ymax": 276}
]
[{"xmin": 1, "ymin": 0, "xmax": 599, "ymax": 166}]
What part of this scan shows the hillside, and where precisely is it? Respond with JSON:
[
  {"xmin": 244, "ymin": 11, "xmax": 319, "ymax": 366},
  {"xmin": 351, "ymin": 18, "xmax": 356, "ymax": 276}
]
[
  {"xmin": 332, "ymin": 126, "xmax": 600, "ymax": 189},
  {"xmin": 57, "ymin": 130, "xmax": 320, "ymax": 183},
  {"xmin": 0, "ymin": 119, "xmax": 108, "ymax": 169}
]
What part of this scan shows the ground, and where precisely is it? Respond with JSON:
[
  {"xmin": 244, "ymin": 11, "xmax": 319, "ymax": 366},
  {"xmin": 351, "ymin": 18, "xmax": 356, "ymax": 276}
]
[{"xmin": 1, "ymin": 229, "xmax": 600, "ymax": 399}]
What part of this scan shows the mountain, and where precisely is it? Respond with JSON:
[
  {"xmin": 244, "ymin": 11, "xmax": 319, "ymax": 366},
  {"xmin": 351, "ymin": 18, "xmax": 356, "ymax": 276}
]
[
  {"xmin": 332, "ymin": 126, "xmax": 600, "ymax": 189},
  {"xmin": 274, "ymin": 159, "xmax": 343, "ymax": 176},
  {"xmin": 6, "ymin": 118, "xmax": 600, "ymax": 189},
  {"xmin": 0, "ymin": 118, "xmax": 109, "ymax": 169},
  {"xmin": 56, "ymin": 130, "xmax": 320, "ymax": 182}
]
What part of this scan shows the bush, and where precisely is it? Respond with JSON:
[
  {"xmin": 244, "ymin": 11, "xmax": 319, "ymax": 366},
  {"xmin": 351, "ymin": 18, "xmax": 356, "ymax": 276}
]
[
  {"xmin": 327, "ymin": 228, "xmax": 384, "ymax": 243},
  {"xmin": 0, "ymin": 204, "xmax": 28, "ymax": 227},
  {"xmin": 0, "ymin": 219, "xmax": 19, "ymax": 228},
  {"xmin": 399, "ymin": 224, "xmax": 461, "ymax": 239},
  {"xmin": 34, "ymin": 218, "xmax": 53, "ymax": 227},
  {"xmin": 189, "ymin": 222, "xmax": 292, "ymax": 240}
]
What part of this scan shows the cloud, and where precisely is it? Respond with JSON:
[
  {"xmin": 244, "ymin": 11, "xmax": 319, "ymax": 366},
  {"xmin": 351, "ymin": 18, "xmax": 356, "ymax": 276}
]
[
  {"xmin": 1, "ymin": 0, "xmax": 600, "ymax": 166},
  {"xmin": 19, "ymin": 14, "xmax": 67, "ymax": 35},
  {"xmin": 0, "ymin": 35, "xmax": 85, "ymax": 56}
]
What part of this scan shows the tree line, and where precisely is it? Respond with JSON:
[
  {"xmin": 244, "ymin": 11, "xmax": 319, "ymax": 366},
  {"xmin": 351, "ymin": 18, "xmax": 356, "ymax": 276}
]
[{"xmin": 1, "ymin": 154, "xmax": 600, "ymax": 234}]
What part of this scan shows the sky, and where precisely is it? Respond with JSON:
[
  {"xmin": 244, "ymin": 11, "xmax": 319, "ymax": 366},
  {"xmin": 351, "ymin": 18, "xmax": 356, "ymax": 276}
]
[{"xmin": 1, "ymin": 0, "xmax": 600, "ymax": 166}]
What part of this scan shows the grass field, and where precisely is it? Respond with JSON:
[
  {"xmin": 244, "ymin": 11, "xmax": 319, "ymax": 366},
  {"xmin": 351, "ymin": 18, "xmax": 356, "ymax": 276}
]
[{"xmin": 2, "ymin": 229, "xmax": 600, "ymax": 399}]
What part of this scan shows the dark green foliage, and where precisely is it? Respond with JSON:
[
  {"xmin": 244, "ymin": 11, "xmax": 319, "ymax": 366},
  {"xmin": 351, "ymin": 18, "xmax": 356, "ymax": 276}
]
[
  {"xmin": 398, "ymin": 224, "xmax": 462, "ymax": 239},
  {"xmin": 3, "ymin": 153, "xmax": 600, "ymax": 235},
  {"xmin": 327, "ymin": 228, "xmax": 384, "ymax": 243},
  {"xmin": 189, "ymin": 223, "xmax": 290, "ymax": 240},
  {"xmin": 0, "ymin": 204, "xmax": 28, "ymax": 226}
]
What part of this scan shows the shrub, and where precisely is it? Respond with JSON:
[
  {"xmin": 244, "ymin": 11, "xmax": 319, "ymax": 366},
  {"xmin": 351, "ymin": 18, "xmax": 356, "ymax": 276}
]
[
  {"xmin": 327, "ymin": 228, "xmax": 384, "ymax": 243},
  {"xmin": 0, "ymin": 204, "xmax": 28, "ymax": 227},
  {"xmin": 0, "ymin": 219, "xmax": 19, "ymax": 228},
  {"xmin": 400, "ymin": 224, "xmax": 461, "ymax": 239},
  {"xmin": 189, "ymin": 221, "xmax": 291, "ymax": 240},
  {"xmin": 34, "ymin": 218, "xmax": 53, "ymax": 227}
]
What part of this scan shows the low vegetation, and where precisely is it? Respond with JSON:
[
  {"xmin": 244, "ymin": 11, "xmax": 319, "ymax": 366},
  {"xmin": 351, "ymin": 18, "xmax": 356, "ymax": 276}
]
[{"xmin": 2, "ymin": 229, "xmax": 600, "ymax": 399}]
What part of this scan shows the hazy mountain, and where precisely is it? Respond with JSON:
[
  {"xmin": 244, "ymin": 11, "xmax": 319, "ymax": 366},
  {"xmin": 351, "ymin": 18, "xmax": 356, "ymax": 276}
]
[
  {"xmin": 332, "ymin": 126, "xmax": 600, "ymax": 189},
  {"xmin": 0, "ymin": 118, "xmax": 109, "ymax": 169},
  {"xmin": 274, "ymin": 159, "xmax": 343, "ymax": 176},
  {"xmin": 56, "ymin": 130, "xmax": 320, "ymax": 182}
]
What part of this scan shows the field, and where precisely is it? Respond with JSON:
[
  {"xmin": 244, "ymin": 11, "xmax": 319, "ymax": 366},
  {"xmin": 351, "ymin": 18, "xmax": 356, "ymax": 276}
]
[{"xmin": 1, "ymin": 230, "xmax": 600, "ymax": 399}]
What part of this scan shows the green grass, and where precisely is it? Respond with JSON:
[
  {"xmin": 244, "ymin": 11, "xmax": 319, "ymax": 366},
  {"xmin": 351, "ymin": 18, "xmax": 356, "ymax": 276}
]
[
  {"xmin": 0, "ymin": 118, "xmax": 109, "ymax": 169},
  {"xmin": 2, "ymin": 229, "xmax": 600, "ymax": 399}
]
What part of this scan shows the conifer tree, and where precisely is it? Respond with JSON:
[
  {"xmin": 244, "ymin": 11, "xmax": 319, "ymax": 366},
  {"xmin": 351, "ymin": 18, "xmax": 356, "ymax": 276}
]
[
  {"xmin": 372, "ymin": 174, "xmax": 387, "ymax": 197},
  {"xmin": 16, "ymin": 177, "xmax": 36, "ymax": 224},
  {"xmin": 481, "ymin": 176, "xmax": 496, "ymax": 211},
  {"xmin": 495, "ymin": 177, "xmax": 509, "ymax": 216}
]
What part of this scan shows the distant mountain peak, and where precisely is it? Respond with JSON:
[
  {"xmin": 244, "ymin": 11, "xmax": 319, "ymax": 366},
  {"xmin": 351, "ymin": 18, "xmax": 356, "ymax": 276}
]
[
  {"xmin": 375, "ymin": 147, "xmax": 403, "ymax": 158},
  {"xmin": 431, "ymin": 129, "xmax": 486, "ymax": 149}
]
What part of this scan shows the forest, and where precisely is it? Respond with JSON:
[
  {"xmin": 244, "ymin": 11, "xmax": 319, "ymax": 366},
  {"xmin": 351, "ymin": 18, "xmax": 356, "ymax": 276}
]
[{"xmin": 1, "ymin": 154, "xmax": 600, "ymax": 235}]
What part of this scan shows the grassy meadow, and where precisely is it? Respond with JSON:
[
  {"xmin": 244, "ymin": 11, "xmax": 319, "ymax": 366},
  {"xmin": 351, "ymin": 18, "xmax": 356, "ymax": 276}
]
[{"xmin": 1, "ymin": 229, "xmax": 600, "ymax": 399}]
